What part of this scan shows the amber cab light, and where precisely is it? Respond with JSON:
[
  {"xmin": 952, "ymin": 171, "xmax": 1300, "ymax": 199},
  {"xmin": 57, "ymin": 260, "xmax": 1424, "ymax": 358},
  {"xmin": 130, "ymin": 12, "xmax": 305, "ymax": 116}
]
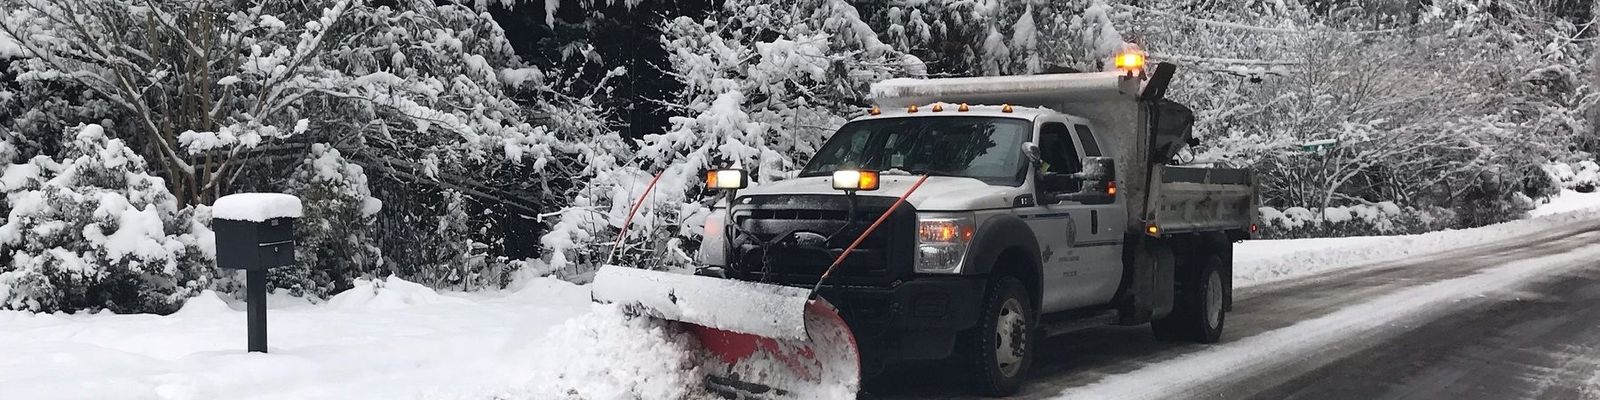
[{"xmin": 1115, "ymin": 52, "xmax": 1146, "ymax": 70}]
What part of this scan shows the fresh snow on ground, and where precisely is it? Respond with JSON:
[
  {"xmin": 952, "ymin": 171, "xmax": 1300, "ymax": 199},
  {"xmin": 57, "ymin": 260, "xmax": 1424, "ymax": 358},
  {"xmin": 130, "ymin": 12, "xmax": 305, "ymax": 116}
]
[
  {"xmin": 0, "ymin": 276, "xmax": 704, "ymax": 400},
  {"xmin": 1531, "ymin": 189, "xmax": 1600, "ymax": 217},
  {"xmin": 4, "ymin": 194, "xmax": 1600, "ymax": 399}
]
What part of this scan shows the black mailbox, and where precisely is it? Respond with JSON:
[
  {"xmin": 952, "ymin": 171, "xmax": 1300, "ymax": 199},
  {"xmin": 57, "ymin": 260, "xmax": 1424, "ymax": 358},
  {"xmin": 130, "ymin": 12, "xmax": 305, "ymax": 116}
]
[
  {"xmin": 214, "ymin": 217, "xmax": 295, "ymax": 270},
  {"xmin": 211, "ymin": 192, "xmax": 302, "ymax": 353}
]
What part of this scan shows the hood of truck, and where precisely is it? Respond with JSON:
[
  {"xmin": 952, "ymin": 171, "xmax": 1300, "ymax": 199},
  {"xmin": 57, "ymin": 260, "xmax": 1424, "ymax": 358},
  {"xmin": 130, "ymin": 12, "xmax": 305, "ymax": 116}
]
[{"xmin": 736, "ymin": 175, "xmax": 1024, "ymax": 211}]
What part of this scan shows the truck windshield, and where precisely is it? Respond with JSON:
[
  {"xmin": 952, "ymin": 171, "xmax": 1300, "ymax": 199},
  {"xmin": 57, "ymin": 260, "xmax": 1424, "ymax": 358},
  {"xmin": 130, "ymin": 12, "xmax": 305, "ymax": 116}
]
[{"xmin": 800, "ymin": 116, "xmax": 1030, "ymax": 184}]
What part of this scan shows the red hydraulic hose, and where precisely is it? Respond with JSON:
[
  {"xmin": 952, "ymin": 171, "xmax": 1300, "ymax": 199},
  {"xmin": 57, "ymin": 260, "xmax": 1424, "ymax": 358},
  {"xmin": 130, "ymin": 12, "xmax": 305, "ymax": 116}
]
[
  {"xmin": 606, "ymin": 171, "xmax": 664, "ymax": 265},
  {"xmin": 809, "ymin": 174, "xmax": 931, "ymax": 298}
]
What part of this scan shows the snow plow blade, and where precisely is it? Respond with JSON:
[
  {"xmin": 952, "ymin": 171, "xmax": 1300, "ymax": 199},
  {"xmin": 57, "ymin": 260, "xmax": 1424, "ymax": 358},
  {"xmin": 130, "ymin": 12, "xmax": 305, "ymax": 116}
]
[{"xmin": 592, "ymin": 266, "xmax": 861, "ymax": 398}]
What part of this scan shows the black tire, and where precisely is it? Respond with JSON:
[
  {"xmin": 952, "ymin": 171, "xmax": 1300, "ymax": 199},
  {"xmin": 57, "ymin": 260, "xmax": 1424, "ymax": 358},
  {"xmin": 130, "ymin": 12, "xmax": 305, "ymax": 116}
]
[
  {"xmin": 962, "ymin": 277, "xmax": 1034, "ymax": 396},
  {"xmin": 1151, "ymin": 256, "xmax": 1226, "ymax": 343}
]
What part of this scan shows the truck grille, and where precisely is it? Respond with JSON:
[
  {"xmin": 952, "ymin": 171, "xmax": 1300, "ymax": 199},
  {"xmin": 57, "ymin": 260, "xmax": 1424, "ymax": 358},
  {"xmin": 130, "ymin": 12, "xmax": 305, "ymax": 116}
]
[{"xmin": 725, "ymin": 194, "xmax": 915, "ymax": 286}]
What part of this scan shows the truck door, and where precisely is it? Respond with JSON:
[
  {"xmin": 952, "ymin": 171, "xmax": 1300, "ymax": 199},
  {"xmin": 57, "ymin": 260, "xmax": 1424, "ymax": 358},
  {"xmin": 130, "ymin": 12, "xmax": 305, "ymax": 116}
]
[{"xmin": 1025, "ymin": 121, "xmax": 1125, "ymax": 313}]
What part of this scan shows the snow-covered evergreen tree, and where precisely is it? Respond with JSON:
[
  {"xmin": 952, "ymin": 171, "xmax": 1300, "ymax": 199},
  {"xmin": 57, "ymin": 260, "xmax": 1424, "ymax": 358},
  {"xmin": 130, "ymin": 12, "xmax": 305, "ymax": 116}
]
[{"xmin": 0, "ymin": 124, "xmax": 212, "ymax": 313}]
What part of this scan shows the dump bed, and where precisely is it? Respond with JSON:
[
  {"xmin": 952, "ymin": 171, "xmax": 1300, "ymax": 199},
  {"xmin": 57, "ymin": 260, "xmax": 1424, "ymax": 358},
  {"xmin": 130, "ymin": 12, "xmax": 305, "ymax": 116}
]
[{"xmin": 1153, "ymin": 166, "xmax": 1256, "ymax": 234}]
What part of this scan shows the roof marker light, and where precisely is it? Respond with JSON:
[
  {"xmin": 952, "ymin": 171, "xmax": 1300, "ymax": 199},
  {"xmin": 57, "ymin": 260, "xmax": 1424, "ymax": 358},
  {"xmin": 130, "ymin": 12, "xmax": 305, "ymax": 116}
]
[
  {"xmin": 1114, "ymin": 49, "xmax": 1147, "ymax": 78},
  {"xmin": 931, "ymin": 103, "xmax": 944, "ymax": 112},
  {"xmin": 869, "ymin": 106, "xmax": 881, "ymax": 116},
  {"xmin": 1001, "ymin": 104, "xmax": 1014, "ymax": 113},
  {"xmin": 908, "ymin": 104, "xmax": 919, "ymax": 113},
  {"xmin": 1115, "ymin": 52, "xmax": 1146, "ymax": 70},
  {"xmin": 958, "ymin": 103, "xmax": 970, "ymax": 112}
]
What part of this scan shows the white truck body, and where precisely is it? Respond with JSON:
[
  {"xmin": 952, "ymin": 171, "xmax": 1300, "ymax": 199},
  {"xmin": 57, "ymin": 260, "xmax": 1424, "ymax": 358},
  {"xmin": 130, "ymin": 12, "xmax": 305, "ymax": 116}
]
[{"xmin": 699, "ymin": 65, "xmax": 1257, "ymax": 395}]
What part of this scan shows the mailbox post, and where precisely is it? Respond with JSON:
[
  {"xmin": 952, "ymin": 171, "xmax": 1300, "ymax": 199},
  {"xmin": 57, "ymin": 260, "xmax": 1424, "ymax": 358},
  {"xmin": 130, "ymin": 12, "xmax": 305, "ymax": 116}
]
[{"xmin": 212, "ymin": 193, "xmax": 302, "ymax": 353}]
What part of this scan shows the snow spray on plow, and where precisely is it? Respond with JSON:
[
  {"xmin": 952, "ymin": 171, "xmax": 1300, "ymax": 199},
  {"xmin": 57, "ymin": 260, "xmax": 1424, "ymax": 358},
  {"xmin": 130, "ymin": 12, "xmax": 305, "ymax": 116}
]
[{"xmin": 592, "ymin": 169, "xmax": 930, "ymax": 398}]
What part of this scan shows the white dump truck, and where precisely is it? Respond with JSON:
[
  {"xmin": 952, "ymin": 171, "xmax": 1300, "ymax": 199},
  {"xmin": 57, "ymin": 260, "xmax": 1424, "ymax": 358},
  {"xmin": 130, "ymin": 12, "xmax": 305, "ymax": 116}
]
[{"xmin": 593, "ymin": 55, "xmax": 1258, "ymax": 397}]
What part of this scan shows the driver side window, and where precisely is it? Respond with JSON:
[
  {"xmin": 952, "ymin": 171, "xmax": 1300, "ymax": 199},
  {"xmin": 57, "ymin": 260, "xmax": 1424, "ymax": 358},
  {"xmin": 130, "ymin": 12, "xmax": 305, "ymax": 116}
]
[
  {"xmin": 1039, "ymin": 123, "xmax": 1082, "ymax": 174},
  {"xmin": 1038, "ymin": 122, "xmax": 1082, "ymax": 193}
]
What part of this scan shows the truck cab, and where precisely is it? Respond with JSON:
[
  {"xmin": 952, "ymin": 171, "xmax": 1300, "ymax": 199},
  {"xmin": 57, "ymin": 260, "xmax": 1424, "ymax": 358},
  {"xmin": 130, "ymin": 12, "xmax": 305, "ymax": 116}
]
[{"xmin": 697, "ymin": 65, "xmax": 1256, "ymax": 396}]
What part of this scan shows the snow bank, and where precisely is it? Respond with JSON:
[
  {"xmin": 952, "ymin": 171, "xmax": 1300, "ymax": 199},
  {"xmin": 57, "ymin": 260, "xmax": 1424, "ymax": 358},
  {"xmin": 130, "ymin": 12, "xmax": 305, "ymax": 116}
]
[
  {"xmin": 1236, "ymin": 206, "xmax": 1600, "ymax": 287},
  {"xmin": 1530, "ymin": 189, "xmax": 1600, "ymax": 217},
  {"xmin": 212, "ymin": 193, "xmax": 302, "ymax": 222},
  {"xmin": 174, "ymin": 290, "xmax": 236, "ymax": 316},
  {"xmin": 327, "ymin": 276, "xmax": 467, "ymax": 310}
]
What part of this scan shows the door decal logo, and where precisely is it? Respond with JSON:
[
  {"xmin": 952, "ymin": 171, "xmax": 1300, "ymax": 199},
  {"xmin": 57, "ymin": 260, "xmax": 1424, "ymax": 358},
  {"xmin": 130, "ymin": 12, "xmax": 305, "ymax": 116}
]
[{"xmin": 1063, "ymin": 214, "xmax": 1076, "ymax": 247}]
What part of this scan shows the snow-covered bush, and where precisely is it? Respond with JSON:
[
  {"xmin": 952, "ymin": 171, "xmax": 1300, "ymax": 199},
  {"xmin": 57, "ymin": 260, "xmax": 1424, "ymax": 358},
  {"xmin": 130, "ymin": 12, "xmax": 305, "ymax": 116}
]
[
  {"xmin": 1256, "ymin": 203, "xmax": 1451, "ymax": 239},
  {"xmin": 399, "ymin": 189, "xmax": 499, "ymax": 291},
  {"xmin": 1545, "ymin": 160, "xmax": 1600, "ymax": 191},
  {"xmin": 538, "ymin": 0, "xmax": 920, "ymax": 276},
  {"xmin": 3, "ymin": 0, "xmax": 561, "ymax": 293},
  {"xmin": 0, "ymin": 124, "xmax": 213, "ymax": 313},
  {"xmin": 273, "ymin": 144, "xmax": 383, "ymax": 298}
]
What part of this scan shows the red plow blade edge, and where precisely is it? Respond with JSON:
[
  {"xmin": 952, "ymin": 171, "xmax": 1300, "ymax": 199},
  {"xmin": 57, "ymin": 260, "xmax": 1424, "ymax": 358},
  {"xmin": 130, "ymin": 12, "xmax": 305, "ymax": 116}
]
[{"xmin": 591, "ymin": 266, "xmax": 861, "ymax": 398}]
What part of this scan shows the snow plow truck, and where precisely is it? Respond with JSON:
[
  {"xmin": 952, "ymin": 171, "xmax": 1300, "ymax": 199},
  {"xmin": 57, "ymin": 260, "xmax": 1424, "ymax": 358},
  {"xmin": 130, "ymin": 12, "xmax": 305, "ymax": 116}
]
[{"xmin": 593, "ymin": 52, "xmax": 1259, "ymax": 398}]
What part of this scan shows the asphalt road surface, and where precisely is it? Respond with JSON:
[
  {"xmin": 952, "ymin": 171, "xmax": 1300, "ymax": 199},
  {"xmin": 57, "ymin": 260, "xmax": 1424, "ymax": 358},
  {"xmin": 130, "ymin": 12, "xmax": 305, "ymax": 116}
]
[{"xmin": 870, "ymin": 220, "xmax": 1600, "ymax": 399}]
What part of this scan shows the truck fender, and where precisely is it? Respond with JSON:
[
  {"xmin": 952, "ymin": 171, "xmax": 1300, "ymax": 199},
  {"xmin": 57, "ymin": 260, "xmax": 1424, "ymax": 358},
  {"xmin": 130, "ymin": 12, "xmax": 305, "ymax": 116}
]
[{"xmin": 963, "ymin": 215, "xmax": 1043, "ymax": 305}]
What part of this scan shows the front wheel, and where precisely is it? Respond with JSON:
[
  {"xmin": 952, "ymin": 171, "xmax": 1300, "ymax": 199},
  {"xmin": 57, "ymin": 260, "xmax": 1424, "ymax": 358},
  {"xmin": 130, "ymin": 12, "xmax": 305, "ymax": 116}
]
[
  {"xmin": 1151, "ymin": 256, "xmax": 1226, "ymax": 343},
  {"xmin": 962, "ymin": 277, "xmax": 1034, "ymax": 396}
]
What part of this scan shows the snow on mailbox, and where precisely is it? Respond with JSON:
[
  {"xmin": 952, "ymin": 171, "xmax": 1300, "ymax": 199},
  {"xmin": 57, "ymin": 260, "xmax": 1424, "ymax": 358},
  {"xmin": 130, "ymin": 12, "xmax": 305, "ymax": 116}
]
[{"xmin": 212, "ymin": 193, "xmax": 302, "ymax": 353}]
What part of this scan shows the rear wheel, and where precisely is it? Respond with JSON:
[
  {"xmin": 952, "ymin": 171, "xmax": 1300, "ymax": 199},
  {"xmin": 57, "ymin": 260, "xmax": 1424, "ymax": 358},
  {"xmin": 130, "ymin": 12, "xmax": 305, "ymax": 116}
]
[
  {"xmin": 963, "ymin": 277, "xmax": 1033, "ymax": 396},
  {"xmin": 1151, "ymin": 256, "xmax": 1226, "ymax": 343}
]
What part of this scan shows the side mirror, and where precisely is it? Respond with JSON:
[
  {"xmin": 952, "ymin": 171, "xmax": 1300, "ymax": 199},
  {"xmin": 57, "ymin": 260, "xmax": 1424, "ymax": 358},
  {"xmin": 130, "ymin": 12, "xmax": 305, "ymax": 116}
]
[
  {"xmin": 1023, "ymin": 143, "xmax": 1042, "ymax": 166},
  {"xmin": 1057, "ymin": 157, "xmax": 1117, "ymax": 205}
]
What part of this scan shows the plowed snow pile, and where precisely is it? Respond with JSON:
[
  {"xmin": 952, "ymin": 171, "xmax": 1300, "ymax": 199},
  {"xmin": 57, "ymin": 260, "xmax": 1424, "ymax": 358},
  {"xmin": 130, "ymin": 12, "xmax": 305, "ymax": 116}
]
[{"xmin": 495, "ymin": 304, "xmax": 707, "ymax": 399}]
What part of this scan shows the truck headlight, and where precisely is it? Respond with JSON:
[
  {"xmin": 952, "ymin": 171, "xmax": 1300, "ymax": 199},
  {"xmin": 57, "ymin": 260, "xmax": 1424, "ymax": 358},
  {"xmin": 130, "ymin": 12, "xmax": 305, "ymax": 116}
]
[{"xmin": 916, "ymin": 214, "xmax": 975, "ymax": 274}]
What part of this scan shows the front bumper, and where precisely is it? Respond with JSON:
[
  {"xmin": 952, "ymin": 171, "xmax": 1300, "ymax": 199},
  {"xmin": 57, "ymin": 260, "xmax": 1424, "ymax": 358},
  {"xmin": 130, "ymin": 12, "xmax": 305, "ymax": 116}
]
[{"xmin": 817, "ymin": 276, "xmax": 986, "ymax": 364}]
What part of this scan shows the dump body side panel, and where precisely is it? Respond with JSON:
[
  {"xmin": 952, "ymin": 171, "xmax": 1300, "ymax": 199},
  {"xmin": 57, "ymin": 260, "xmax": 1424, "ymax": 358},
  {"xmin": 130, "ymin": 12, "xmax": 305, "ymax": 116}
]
[{"xmin": 1150, "ymin": 166, "xmax": 1255, "ymax": 234}]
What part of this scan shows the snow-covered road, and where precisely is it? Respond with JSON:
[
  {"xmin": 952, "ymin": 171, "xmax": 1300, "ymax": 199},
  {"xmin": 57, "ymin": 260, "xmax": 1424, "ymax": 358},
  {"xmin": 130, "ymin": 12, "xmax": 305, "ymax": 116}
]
[{"xmin": 874, "ymin": 211, "xmax": 1600, "ymax": 399}]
